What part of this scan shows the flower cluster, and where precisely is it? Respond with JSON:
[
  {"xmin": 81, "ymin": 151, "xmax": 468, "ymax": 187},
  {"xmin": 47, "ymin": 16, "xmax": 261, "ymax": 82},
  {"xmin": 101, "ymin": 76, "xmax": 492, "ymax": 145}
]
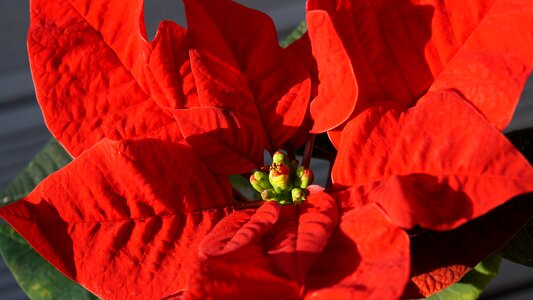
[
  {"xmin": 250, "ymin": 151, "xmax": 314, "ymax": 205},
  {"xmin": 2, "ymin": 0, "xmax": 533, "ymax": 299}
]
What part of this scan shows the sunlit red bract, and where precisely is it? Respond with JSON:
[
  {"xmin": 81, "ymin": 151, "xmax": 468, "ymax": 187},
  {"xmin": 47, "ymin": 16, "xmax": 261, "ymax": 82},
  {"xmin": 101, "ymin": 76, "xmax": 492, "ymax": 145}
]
[
  {"xmin": 302, "ymin": 0, "xmax": 533, "ymax": 296},
  {"xmin": 2, "ymin": 0, "xmax": 533, "ymax": 299},
  {"xmin": 305, "ymin": 0, "xmax": 533, "ymax": 142},
  {"xmin": 179, "ymin": 191, "xmax": 410, "ymax": 300}
]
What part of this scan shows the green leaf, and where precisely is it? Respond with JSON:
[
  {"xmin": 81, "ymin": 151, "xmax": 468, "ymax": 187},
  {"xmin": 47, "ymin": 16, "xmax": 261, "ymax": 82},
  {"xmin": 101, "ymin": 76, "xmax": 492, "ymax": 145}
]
[
  {"xmin": 500, "ymin": 128, "xmax": 533, "ymax": 266},
  {"xmin": 0, "ymin": 138, "xmax": 97, "ymax": 299},
  {"xmin": 280, "ymin": 21, "xmax": 307, "ymax": 48},
  {"xmin": 0, "ymin": 225, "xmax": 97, "ymax": 299},
  {"xmin": 427, "ymin": 254, "xmax": 502, "ymax": 300},
  {"xmin": 500, "ymin": 222, "xmax": 533, "ymax": 266},
  {"xmin": 229, "ymin": 174, "xmax": 259, "ymax": 200},
  {"xmin": 1, "ymin": 139, "xmax": 72, "ymax": 206}
]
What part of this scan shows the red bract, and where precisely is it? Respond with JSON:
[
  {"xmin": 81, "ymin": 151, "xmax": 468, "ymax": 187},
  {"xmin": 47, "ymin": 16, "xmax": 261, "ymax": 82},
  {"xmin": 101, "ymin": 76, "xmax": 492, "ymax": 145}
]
[
  {"xmin": 173, "ymin": 0, "xmax": 310, "ymax": 174},
  {"xmin": 1, "ymin": 0, "xmax": 312, "ymax": 298},
  {"xmin": 28, "ymin": 0, "xmax": 310, "ymax": 174},
  {"xmin": 0, "ymin": 139, "xmax": 236, "ymax": 299},
  {"xmin": 28, "ymin": 0, "xmax": 188, "ymax": 156},
  {"xmin": 331, "ymin": 90, "xmax": 533, "ymax": 295},
  {"xmin": 305, "ymin": 0, "xmax": 533, "ymax": 138},
  {"xmin": 5, "ymin": 0, "xmax": 533, "ymax": 299},
  {"xmin": 405, "ymin": 195, "xmax": 533, "ymax": 297},
  {"xmin": 179, "ymin": 190, "xmax": 410, "ymax": 300},
  {"xmin": 299, "ymin": 0, "xmax": 533, "ymax": 295},
  {"xmin": 333, "ymin": 90, "xmax": 533, "ymax": 230}
]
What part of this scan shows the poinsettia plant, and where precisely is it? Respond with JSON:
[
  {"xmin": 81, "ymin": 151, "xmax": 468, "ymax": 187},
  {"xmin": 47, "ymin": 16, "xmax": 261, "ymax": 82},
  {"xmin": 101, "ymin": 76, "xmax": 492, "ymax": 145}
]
[{"xmin": 2, "ymin": 0, "xmax": 533, "ymax": 299}]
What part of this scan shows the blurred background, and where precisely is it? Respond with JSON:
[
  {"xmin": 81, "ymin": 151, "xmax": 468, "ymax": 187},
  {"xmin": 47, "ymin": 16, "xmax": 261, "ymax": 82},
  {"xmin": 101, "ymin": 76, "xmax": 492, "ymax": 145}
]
[{"xmin": 1, "ymin": 0, "xmax": 533, "ymax": 299}]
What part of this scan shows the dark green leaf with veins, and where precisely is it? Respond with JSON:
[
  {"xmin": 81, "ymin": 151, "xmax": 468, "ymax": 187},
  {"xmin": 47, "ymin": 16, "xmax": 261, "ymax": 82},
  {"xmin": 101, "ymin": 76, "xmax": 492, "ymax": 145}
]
[{"xmin": 0, "ymin": 225, "xmax": 97, "ymax": 299}]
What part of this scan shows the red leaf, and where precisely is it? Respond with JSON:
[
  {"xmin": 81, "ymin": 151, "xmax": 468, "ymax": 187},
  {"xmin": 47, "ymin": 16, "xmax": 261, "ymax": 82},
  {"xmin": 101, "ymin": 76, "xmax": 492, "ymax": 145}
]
[
  {"xmin": 184, "ymin": 212, "xmax": 299, "ymax": 299},
  {"xmin": 333, "ymin": 90, "xmax": 533, "ymax": 230},
  {"xmin": 427, "ymin": 0, "xmax": 533, "ymax": 130},
  {"xmin": 263, "ymin": 191, "xmax": 338, "ymax": 283},
  {"xmin": 28, "ymin": 0, "xmax": 195, "ymax": 156},
  {"xmin": 200, "ymin": 201, "xmax": 280, "ymax": 258},
  {"xmin": 149, "ymin": 21, "xmax": 200, "ymax": 109},
  {"xmin": 305, "ymin": 204, "xmax": 410, "ymax": 300},
  {"xmin": 284, "ymin": 33, "xmax": 318, "ymax": 147},
  {"xmin": 185, "ymin": 192, "xmax": 338, "ymax": 298},
  {"xmin": 200, "ymin": 192, "xmax": 338, "ymax": 283},
  {"xmin": 190, "ymin": 0, "xmax": 311, "ymax": 147},
  {"xmin": 179, "ymin": 0, "xmax": 310, "ymax": 171},
  {"xmin": 327, "ymin": 124, "xmax": 344, "ymax": 149},
  {"xmin": 307, "ymin": 0, "xmax": 433, "ymax": 109},
  {"xmin": 404, "ymin": 194, "xmax": 533, "ymax": 297},
  {"xmin": 285, "ymin": 33, "xmax": 318, "ymax": 93},
  {"xmin": 186, "ymin": 244, "xmax": 301, "ymax": 300},
  {"xmin": 0, "ymin": 139, "xmax": 234, "ymax": 300},
  {"xmin": 186, "ymin": 200, "xmax": 409, "ymax": 299},
  {"xmin": 306, "ymin": 10, "xmax": 357, "ymax": 133},
  {"xmin": 170, "ymin": 107, "xmax": 265, "ymax": 174},
  {"xmin": 307, "ymin": 0, "xmax": 533, "ymax": 129}
]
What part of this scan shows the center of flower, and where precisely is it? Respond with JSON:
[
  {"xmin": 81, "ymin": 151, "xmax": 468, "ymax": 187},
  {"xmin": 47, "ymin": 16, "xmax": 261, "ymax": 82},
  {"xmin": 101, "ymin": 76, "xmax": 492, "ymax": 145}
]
[{"xmin": 249, "ymin": 151, "xmax": 314, "ymax": 205}]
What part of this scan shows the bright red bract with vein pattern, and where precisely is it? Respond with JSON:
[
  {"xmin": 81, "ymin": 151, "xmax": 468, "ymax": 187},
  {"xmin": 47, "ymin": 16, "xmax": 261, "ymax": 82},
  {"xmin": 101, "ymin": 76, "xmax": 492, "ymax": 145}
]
[
  {"xmin": 306, "ymin": 0, "xmax": 533, "ymax": 135},
  {"xmin": 1, "ymin": 0, "xmax": 533, "ymax": 299},
  {"xmin": 301, "ymin": 0, "xmax": 533, "ymax": 296}
]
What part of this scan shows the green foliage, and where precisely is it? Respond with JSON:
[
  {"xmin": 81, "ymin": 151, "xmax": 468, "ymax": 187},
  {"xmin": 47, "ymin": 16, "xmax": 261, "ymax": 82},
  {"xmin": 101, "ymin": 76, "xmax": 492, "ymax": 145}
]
[
  {"xmin": 280, "ymin": 21, "xmax": 307, "ymax": 48},
  {"xmin": 427, "ymin": 254, "xmax": 502, "ymax": 300},
  {"xmin": 501, "ymin": 222, "xmax": 533, "ymax": 266},
  {"xmin": 229, "ymin": 174, "xmax": 259, "ymax": 200},
  {"xmin": 0, "ymin": 225, "xmax": 97, "ymax": 299}
]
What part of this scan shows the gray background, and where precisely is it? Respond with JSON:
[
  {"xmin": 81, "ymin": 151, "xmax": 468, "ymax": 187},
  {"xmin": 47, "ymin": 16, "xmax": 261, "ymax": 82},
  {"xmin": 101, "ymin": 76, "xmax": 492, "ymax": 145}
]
[{"xmin": 1, "ymin": 0, "xmax": 533, "ymax": 299}]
